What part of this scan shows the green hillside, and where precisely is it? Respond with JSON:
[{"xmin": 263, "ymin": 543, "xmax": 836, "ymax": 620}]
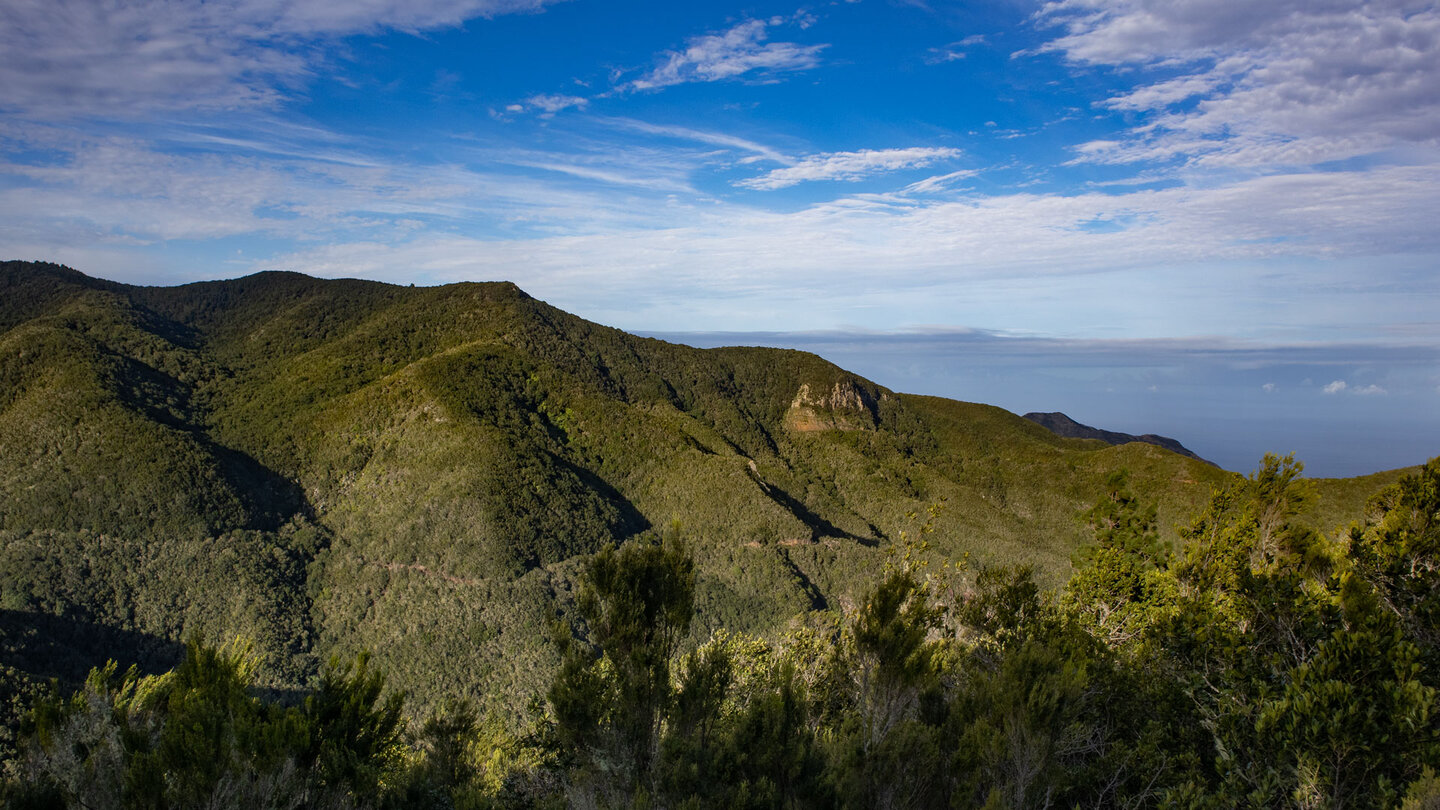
[{"xmin": 0, "ymin": 260, "xmax": 1391, "ymax": 722}]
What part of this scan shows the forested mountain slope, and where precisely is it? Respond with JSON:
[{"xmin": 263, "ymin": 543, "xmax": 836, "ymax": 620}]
[{"xmin": 0, "ymin": 261, "xmax": 1394, "ymax": 719}]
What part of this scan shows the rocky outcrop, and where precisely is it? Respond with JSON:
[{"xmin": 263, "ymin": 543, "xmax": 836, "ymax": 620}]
[{"xmin": 785, "ymin": 380, "xmax": 880, "ymax": 432}]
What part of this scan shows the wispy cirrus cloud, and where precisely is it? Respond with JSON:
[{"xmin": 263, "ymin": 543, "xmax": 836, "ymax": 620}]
[
  {"xmin": 11, "ymin": 112, "xmax": 1440, "ymax": 302},
  {"xmin": 595, "ymin": 118, "xmax": 793, "ymax": 164},
  {"xmin": 235, "ymin": 157, "xmax": 1440, "ymax": 343},
  {"xmin": 627, "ymin": 19, "xmax": 826, "ymax": 92},
  {"xmin": 902, "ymin": 169, "xmax": 979, "ymax": 195},
  {"xmin": 0, "ymin": 118, "xmax": 697, "ymax": 251},
  {"xmin": 0, "ymin": 0, "xmax": 564, "ymax": 117},
  {"xmin": 924, "ymin": 34, "xmax": 985, "ymax": 65},
  {"xmin": 1039, "ymin": 0, "xmax": 1440, "ymax": 169},
  {"xmin": 737, "ymin": 147, "xmax": 962, "ymax": 190}
]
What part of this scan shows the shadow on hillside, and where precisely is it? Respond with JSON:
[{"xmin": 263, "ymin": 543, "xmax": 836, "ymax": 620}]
[
  {"xmin": 0, "ymin": 609, "xmax": 185, "ymax": 689},
  {"xmin": 751, "ymin": 478, "xmax": 880, "ymax": 547},
  {"xmin": 775, "ymin": 548, "xmax": 829, "ymax": 611},
  {"xmin": 556, "ymin": 454, "xmax": 652, "ymax": 541},
  {"xmin": 211, "ymin": 442, "xmax": 314, "ymax": 531}
]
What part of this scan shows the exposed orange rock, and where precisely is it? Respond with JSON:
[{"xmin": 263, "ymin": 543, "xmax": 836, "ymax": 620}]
[{"xmin": 783, "ymin": 380, "xmax": 881, "ymax": 432}]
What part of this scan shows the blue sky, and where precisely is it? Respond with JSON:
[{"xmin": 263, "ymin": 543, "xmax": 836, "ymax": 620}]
[{"xmin": 2, "ymin": 0, "xmax": 1438, "ymax": 476}]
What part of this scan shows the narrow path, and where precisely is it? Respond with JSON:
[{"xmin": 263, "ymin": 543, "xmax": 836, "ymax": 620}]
[{"xmin": 364, "ymin": 558, "xmax": 484, "ymax": 587}]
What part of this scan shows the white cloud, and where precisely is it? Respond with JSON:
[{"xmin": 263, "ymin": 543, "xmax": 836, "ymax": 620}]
[
  {"xmin": 6, "ymin": 97, "xmax": 1440, "ymax": 343},
  {"xmin": 628, "ymin": 20, "xmax": 826, "ymax": 91},
  {"xmin": 1321, "ymin": 380, "xmax": 1388, "ymax": 396},
  {"xmin": 0, "ymin": 0, "xmax": 562, "ymax": 118},
  {"xmin": 227, "ymin": 157, "xmax": 1440, "ymax": 337},
  {"xmin": 8, "ymin": 121, "xmax": 1440, "ymax": 295},
  {"xmin": 1262, "ymin": 382, "xmax": 1277, "ymax": 392},
  {"xmin": 517, "ymin": 94, "xmax": 589, "ymax": 117},
  {"xmin": 596, "ymin": 118, "xmax": 791, "ymax": 163},
  {"xmin": 0, "ymin": 120, "xmax": 695, "ymax": 248},
  {"xmin": 902, "ymin": 169, "xmax": 979, "ymax": 195},
  {"xmin": 737, "ymin": 147, "xmax": 963, "ymax": 190},
  {"xmin": 509, "ymin": 160, "xmax": 690, "ymax": 192},
  {"xmin": 1040, "ymin": 0, "xmax": 1440, "ymax": 169},
  {"xmin": 1103, "ymin": 74, "xmax": 1222, "ymax": 112},
  {"xmin": 925, "ymin": 34, "xmax": 986, "ymax": 64}
]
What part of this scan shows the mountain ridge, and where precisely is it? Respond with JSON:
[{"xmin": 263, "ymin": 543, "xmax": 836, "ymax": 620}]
[
  {"xmin": 1022, "ymin": 411, "xmax": 1215, "ymax": 466},
  {"xmin": 0, "ymin": 261, "xmax": 1400, "ymax": 721}
]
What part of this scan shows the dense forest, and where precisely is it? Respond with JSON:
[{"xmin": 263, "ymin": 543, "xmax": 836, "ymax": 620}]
[
  {"xmin": 1, "ymin": 262, "xmax": 1434, "ymax": 807},
  {"xmin": 3, "ymin": 454, "xmax": 1438, "ymax": 808}
]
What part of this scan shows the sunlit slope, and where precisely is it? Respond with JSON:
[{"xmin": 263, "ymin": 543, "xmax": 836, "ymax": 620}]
[
  {"xmin": 0, "ymin": 264, "xmax": 317, "ymax": 689},
  {"xmin": 2, "ymin": 261, "xmax": 1375, "ymax": 716}
]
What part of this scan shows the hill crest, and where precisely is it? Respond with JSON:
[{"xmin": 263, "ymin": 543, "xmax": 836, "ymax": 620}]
[{"xmin": 1022, "ymin": 411, "xmax": 1214, "ymax": 466}]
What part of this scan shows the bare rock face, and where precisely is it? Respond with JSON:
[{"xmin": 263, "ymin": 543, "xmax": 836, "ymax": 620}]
[{"xmin": 785, "ymin": 380, "xmax": 880, "ymax": 432}]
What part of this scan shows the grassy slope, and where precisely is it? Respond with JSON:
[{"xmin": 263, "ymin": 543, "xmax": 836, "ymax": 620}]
[
  {"xmin": 0, "ymin": 261, "xmax": 1406, "ymax": 717},
  {"xmin": 1305, "ymin": 467, "xmax": 1417, "ymax": 535}
]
